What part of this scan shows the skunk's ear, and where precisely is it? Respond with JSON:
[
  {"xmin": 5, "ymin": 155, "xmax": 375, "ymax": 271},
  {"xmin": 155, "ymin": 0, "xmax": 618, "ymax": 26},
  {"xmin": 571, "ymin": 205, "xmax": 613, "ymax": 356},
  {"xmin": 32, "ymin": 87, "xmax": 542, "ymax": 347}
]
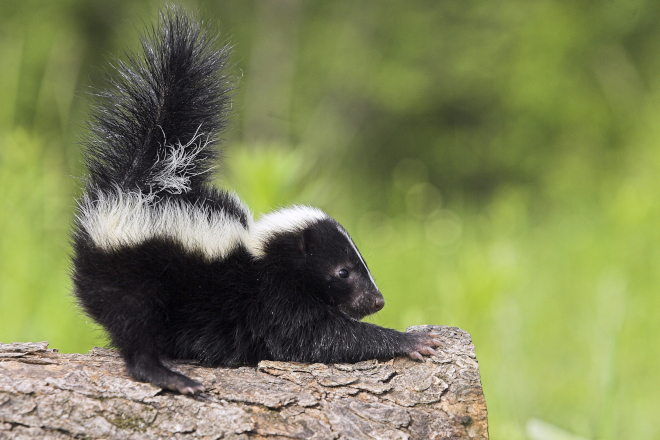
[{"xmin": 299, "ymin": 227, "xmax": 316, "ymax": 256}]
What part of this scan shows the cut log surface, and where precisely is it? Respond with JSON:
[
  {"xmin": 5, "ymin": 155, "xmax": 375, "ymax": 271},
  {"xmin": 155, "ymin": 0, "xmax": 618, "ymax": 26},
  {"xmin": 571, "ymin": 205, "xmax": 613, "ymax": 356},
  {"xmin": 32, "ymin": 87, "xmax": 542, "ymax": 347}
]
[{"xmin": 0, "ymin": 325, "xmax": 488, "ymax": 439}]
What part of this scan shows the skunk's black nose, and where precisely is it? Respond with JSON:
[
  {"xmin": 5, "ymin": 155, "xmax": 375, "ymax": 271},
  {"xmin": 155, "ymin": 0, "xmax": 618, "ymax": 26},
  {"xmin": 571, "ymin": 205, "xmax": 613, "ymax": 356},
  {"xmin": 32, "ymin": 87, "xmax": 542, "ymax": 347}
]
[{"xmin": 374, "ymin": 296, "xmax": 384, "ymax": 311}]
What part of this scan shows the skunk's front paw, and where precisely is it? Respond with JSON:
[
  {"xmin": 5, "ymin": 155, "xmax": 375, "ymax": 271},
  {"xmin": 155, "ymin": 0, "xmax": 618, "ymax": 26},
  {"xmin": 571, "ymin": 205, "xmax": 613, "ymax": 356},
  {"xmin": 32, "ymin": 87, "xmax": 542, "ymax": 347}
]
[{"xmin": 404, "ymin": 332, "xmax": 442, "ymax": 361}]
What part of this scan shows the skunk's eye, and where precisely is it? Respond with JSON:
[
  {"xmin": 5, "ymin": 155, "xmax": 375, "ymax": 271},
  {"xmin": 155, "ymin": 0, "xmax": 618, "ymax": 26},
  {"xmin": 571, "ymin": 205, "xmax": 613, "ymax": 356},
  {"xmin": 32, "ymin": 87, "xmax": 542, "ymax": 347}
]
[{"xmin": 338, "ymin": 269, "xmax": 349, "ymax": 278}]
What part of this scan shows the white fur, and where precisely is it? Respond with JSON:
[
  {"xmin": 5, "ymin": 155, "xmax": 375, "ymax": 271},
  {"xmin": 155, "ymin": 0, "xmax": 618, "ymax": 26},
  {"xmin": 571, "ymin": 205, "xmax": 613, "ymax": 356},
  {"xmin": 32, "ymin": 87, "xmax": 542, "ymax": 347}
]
[
  {"xmin": 150, "ymin": 126, "xmax": 214, "ymax": 194},
  {"xmin": 337, "ymin": 226, "xmax": 378, "ymax": 289},
  {"xmin": 78, "ymin": 188, "xmax": 251, "ymax": 260},
  {"xmin": 78, "ymin": 190, "xmax": 330, "ymax": 260},
  {"xmin": 79, "ymin": 191, "xmax": 373, "ymax": 280},
  {"xmin": 245, "ymin": 205, "xmax": 329, "ymax": 257}
]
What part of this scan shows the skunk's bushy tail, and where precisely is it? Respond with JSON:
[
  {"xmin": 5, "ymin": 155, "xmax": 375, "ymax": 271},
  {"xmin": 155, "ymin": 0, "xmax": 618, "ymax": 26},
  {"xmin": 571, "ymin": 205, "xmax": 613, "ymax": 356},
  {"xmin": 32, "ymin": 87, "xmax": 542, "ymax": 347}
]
[{"xmin": 83, "ymin": 7, "xmax": 232, "ymax": 196}]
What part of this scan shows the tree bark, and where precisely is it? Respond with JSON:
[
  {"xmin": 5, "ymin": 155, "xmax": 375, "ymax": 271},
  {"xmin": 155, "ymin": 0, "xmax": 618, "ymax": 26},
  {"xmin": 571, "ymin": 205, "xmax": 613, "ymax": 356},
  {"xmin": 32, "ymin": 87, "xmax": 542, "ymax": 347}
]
[{"xmin": 0, "ymin": 325, "xmax": 488, "ymax": 439}]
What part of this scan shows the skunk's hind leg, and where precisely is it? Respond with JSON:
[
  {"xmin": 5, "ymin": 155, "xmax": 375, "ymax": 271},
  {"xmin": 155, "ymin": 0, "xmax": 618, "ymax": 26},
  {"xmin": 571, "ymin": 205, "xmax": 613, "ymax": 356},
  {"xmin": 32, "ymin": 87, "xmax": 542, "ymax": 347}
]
[
  {"xmin": 123, "ymin": 347, "xmax": 204, "ymax": 395},
  {"xmin": 110, "ymin": 307, "xmax": 204, "ymax": 394},
  {"xmin": 73, "ymin": 245, "xmax": 204, "ymax": 394},
  {"xmin": 104, "ymin": 291, "xmax": 205, "ymax": 395},
  {"xmin": 77, "ymin": 281, "xmax": 204, "ymax": 395}
]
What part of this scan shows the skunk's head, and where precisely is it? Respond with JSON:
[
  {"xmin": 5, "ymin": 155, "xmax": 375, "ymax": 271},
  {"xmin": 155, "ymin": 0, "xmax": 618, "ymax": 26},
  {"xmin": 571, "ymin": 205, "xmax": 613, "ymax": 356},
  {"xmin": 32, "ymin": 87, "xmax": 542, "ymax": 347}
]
[{"xmin": 248, "ymin": 206, "xmax": 384, "ymax": 319}]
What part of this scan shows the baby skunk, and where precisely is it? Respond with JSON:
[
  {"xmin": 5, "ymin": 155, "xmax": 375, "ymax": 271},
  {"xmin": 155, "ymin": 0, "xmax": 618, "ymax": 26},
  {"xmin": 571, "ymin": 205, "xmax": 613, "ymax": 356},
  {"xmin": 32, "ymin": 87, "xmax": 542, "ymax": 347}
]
[{"xmin": 72, "ymin": 7, "xmax": 440, "ymax": 395}]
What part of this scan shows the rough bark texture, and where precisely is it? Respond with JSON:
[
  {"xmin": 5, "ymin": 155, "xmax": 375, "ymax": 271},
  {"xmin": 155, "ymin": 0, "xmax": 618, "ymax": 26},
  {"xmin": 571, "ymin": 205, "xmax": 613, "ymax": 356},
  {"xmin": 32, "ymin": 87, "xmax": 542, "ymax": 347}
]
[{"xmin": 0, "ymin": 325, "xmax": 488, "ymax": 439}]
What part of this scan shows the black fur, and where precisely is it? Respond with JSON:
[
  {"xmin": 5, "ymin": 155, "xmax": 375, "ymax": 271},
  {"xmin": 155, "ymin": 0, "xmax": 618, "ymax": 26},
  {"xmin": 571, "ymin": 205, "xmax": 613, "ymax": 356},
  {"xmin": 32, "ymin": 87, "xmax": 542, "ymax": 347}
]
[
  {"xmin": 83, "ymin": 7, "xmax": 231, "ymax": 195},
  {"xmin": 73, "ymin": 8, "xmax": 440, "ymax": 394}
]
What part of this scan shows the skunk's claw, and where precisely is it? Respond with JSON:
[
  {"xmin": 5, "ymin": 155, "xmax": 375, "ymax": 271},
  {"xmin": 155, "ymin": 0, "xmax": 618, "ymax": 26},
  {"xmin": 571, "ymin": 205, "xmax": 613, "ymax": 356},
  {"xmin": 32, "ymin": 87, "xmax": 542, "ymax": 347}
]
[{"xmin": 405, "ymin": 332, "xmax": 442, "ymax": 361}]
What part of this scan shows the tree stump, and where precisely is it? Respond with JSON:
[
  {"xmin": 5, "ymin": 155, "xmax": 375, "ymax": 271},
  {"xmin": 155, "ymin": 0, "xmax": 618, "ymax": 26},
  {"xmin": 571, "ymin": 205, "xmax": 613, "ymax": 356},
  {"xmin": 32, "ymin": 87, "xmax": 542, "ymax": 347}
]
[{"xmin": 0, "ymin": 325, "xmax": 488, "ymax": 439}]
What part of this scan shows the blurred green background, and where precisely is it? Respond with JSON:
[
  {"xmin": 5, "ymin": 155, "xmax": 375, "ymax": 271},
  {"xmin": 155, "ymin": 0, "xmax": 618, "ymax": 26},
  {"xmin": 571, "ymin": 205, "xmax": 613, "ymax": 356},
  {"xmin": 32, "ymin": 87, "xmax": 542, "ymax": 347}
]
[{"xmin": 1, "ymin": 0, "xmax": 659, "ymax": 438}]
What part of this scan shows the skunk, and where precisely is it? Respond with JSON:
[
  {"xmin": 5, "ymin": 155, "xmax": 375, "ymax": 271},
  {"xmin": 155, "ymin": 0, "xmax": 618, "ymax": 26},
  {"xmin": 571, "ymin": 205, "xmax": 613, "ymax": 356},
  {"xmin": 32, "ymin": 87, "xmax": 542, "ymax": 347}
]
[{"xmin": 72, "ymin": 7, "xmax": 440, "ymax": 395}]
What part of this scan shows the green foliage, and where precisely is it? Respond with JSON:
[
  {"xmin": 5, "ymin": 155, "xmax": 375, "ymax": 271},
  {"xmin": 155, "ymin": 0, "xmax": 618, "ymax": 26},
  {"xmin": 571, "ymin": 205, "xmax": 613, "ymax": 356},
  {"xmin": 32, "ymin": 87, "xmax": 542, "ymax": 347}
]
[{"xmin": 2, "ymin": 1, "xmax": 660, "ymax": 439}]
